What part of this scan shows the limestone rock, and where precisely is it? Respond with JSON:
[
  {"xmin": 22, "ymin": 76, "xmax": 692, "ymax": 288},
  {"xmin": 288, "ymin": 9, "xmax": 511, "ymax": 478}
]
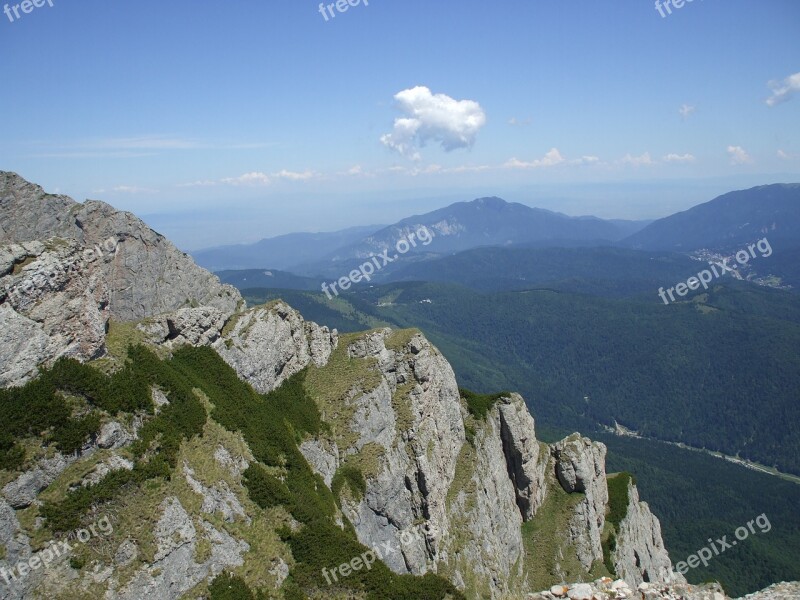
[
  {"xmin": 211, "ymin": 301, "xmax": 337, "ymax": 394},
  {"xmin": 81, "ymin": 455, "xmax": 134, "ymax": 487},
  {"xmin": 497, "ymin": 394, "xmax": 548, "ymax": 519},
  {"xmin": 0, "ymin": 239, "xmax": 110, "ymax": 387},
  {"xmin": 97, "ymin": 421, "xmax": 131, "ymax": 450},
  {"xmin": 2, "ymin": 453, "xmax": 76, "ymax": 508},
  {"xmin": 183, "ymin": 463, "xmax": 249, "ymax": 524},
  {"xmin": 552, "ymin": 434, "xmax": 609, "ymax": 571},
  {"xmin": 107, "ymin": 497, "xmax": 249, "ymax": 600},
  {"xmin": 0, "ymin": 171, "xmax": 241, "ymax": 322},
  {"xmin": 613, "ymin": 480, "xmax": 681, "ymax": 587}
]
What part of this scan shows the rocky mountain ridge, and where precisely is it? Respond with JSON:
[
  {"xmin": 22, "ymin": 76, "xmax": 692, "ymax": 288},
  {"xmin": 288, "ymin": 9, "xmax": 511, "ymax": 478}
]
[{"xmin": 0, "ymin": 172, "xmax": 792, "ymax": 599}]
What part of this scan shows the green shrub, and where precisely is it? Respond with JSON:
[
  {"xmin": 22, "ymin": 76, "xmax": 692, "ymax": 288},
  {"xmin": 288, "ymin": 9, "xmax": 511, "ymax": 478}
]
[
  {"xmin": 208, "ymin": 572, "xmax": 258, "ymax": 600},
  {"xmin": 602, "ymin": 530, "xmax": 617, "ymax": 575},
  {"xmin": 243, "ymin": 465, "xmax": 293, "ymax": 509},
  {"xmin": 607, "ymin": 472, "xmax": 633, "ymax": 528},
  {"xmin": 459, "ymin": 388, "xmax": 509, "ymax": 420},
  {"xmin": 331, "ymin": 465, "xmax": 366, "ymax": 502}
]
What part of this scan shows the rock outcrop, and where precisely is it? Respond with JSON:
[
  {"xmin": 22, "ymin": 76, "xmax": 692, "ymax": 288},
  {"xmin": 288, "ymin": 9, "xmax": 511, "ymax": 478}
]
[
  {"xmin": 1, "ymin": 172, "xmax": 794, "ymax": 600},
  {"xmin": 613, "ymin": 480, "xmax": 679, "ymax": 587},
  {"xmin": 140, "ymin": 300, "xmax": 338, "ymax": 394},
  {"xmin": 0, "ymin": 171, "xmax": 241, "ymax": 322}
]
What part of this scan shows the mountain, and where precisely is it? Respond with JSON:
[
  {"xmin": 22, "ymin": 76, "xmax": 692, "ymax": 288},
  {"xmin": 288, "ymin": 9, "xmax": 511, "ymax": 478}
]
[
  {"xmin": 292, "ymin": 196, "xmax": 648, "ymax": 277},
  {"xmin": 193, "ymin": 196, "xmax": 649, "ymax": 278},
  {"xmin": 622, "ymin": 183, "xmax": 800, "ymax": 252},
  {"xmin": 190, "ymin": 225, "xmax": 383, "ymax": 271},
  {"xmin": 245, "ymin": 280, "xmax": 800, "ymax": 476},
  {"xmin": 240, "ymin": 282, "xmax": 800, "ymax": 595},
  {"xmin": 0, "ymin": 172, "xmax": 716, "ymax": 599}
]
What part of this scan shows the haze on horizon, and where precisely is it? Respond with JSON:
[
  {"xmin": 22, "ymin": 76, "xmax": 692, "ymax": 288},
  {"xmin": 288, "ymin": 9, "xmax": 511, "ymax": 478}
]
[{"xmin": 1, "ymin": 0, "xmax": 799, "ymax": 249}]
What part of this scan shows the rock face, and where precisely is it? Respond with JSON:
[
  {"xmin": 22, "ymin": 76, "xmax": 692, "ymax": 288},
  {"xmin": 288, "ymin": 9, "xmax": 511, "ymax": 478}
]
[
  {"xmin": 552, "ymin": 434, "xmax": 609, "ymax": 571},
  {"xmin": 1, "ymin": 172, "xmax": 794, "ymax": 600},
  {"xmin": 298, "ymin": 328, "xmax": 671, "ymax": 598},
  {"xmin": 106, "ymin": 497, "xmax": 249, "ymax": 600},
  {"xmin": 331, "ymin": 329, "xmax": 466, "ymax": 577},
  {"xmin": 0, "ymin": 171, "xmax": 241, "ymax": 322},
  {"xmin": 0, "ymin": 239, "xmax": 110, "ymax": 387},
  {"xmin": 140, "ymin": 300, "xmax": 339, "ymax": 394},
  {"xmin": 613, "ymin": 481, "xmax": 680, "ymax": 587},
  {"xmin": 498, "ymin": 397, "xmax": 548, "ymax": 519}
]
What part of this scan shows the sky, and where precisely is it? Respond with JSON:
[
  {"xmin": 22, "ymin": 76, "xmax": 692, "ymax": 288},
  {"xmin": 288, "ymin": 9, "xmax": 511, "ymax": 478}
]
[{"xmin": 1, "ymin": 0, "xmax": 799, "ymax": 250}]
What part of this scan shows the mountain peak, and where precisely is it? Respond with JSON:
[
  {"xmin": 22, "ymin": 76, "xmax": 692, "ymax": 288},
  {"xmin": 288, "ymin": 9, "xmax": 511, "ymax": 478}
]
[{"xmin": 471, "ymin": 196, "xmax": 509, "ymax": 209}]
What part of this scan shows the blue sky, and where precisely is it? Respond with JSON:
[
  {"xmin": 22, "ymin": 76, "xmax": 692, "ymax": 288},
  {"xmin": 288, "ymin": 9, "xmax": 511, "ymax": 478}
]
[{"xmin": 1, "ymin": 0, "xmax": 799, "ymax": 249}]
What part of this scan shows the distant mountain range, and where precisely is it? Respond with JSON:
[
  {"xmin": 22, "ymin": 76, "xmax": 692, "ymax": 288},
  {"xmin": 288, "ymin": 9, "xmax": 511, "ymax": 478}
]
[
  {"xmin": 192, "ymin": 224, "xmax": 383, "ymax": 271},
  {"xmin": 193, "ymin": 185, "xmax": 800, "ymax": 287},
  {"xmin": 622, "ymin": 183, "xmax": 800, "ymax": 251},
  {"xmin": 191, "ymin": 197, "xmax": 650, "ymax": 274}
]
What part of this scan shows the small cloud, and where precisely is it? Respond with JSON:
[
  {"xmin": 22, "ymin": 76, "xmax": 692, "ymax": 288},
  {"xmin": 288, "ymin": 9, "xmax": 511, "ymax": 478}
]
[
  {"xmin": 273, "ymin": 169, "xmax": 316, "ymax": 181},
  {"xmin": 508, "ymin": 117, "xmax": 532, "ymax": 127},
  {"xmin": 177, "ymin": 180, "xmax": 218, "ymax": 188},
  {"xmin": 380, "ymin": 86, "xmax": 487, "ymax": 159},
  {"xmin": 221, "ymin": 172, "xmax": 271, "ymax": 186},
  {"xmin": 504, "ymin": 148, "xmax": 566, "ymax": 169},
  {"xmin": 620, "ymin": 152, "xmax": 655, "ymax": 167},
  {"xmin": 727, "ymin": 145, "xmax": 752, "ymax": 165},
  {"xmin": 663, "ymin": 153, "xmax": 695, "ymax": 163},
  {"xmin": 777, "ymin": 149, "xmax": 798, "ymax": 161},
  {"xmin": 766, "ymin": 72, "xmax": 800, "ymax": 106},
  {"xmin": 679, "ymin": 104, "xmax": 696, "ymax": 119}
]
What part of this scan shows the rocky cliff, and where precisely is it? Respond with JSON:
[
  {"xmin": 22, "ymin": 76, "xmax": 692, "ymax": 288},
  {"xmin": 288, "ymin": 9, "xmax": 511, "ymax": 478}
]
[{"xmin": 0, "ymin": 173, "xmax": 790, "ymax": 599}]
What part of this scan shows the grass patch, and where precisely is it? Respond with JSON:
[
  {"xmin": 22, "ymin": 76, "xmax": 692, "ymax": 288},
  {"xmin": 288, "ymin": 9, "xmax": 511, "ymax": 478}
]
[
  {"xmin": 606, "ymin": 472, "xmax": 633, "ymax": 528},
  {"xmin": 522, "ymin": 476, "xmax": 592, "ymax": 590},
  {"xmin": 304, "ymin": 332, "xmax": 383, "ymax": 453},
  {"xmin": 459, "ymin": 388, "xmax": 509, "ymax": 421}
]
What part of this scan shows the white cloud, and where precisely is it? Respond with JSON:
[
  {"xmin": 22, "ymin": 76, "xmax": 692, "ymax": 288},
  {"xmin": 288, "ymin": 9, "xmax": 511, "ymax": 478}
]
[
  {"xmin": 766, "ymin": 72, "xmax": 800, "ymax": 106},
  {"xmin": 177, "ymin": 180, "xmax": 218, "ymax": 188},
  {"xmin": 777, "ymin": 149, "xmax": 798, "ymax": 160},
  {"xmin": 508, "ymin": 117, "xmax": 532, "ymax": 127},
  {"xmin": 727, "ymin": 145, "xmax": 752, "ymax": 165},
  {"xmin": 380, "ymin": 86, "xmax": 486, "ymax": 159},
  {"xmin": 663, "ymin": 153, "xmax": 695, "ymax": 163},
  {"xmin": 221, "ymin": 172, "xmax": 271, "ymax": 186},
  {"xmin": 679, "ymin": 104, "xmax": 696, "ymax": 119},
  {"xmin": 620, "ymin": 152, "xmax": 655, "ymax": 167},
  {"xmin": 504, "ymin": 148, "xmax": 566, "ymax": 169},
  {"xmin": 272, "ymin": 169, "xmax": 316, "ymax": 181}
]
